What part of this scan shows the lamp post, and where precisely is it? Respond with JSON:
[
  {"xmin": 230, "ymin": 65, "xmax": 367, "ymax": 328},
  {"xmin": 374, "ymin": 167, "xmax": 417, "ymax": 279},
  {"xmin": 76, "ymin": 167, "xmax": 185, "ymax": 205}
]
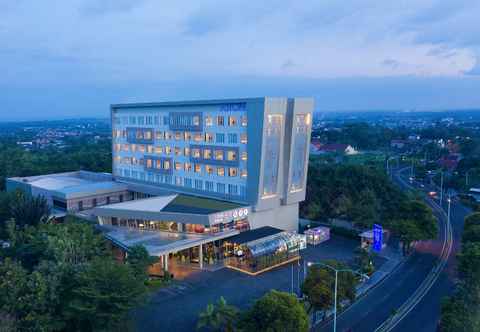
[
  {"xmin": 306, "ymin": 261, "xmax": 369, "ymax": 332},
  {"xmin": 440, "ymin": 171, "xmax": 444, "ymax": 204},
  {"xmin": 447, "ymin": 192, "xmax": 452, "ymax": 225}
]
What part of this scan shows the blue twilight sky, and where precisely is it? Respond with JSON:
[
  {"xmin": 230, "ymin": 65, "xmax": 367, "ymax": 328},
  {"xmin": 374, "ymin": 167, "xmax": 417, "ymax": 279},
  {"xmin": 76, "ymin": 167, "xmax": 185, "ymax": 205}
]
[{"xmin": 1, "ymin": 0, "xmax": 480, "ymax": 121}]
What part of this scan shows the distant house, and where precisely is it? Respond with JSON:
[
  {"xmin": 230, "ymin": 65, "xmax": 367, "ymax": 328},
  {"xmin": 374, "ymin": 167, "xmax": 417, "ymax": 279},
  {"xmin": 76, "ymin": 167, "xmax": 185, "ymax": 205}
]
[
  {"xmin": 438, "ymin": 153, "xmax": 462, "ymax": 170},
  {"xmin": 390, "ymin": 139, "xmax": 408, "ymax": 149},
  {"xmin": 311, "ymin": 142, "xmax": 358, "ymax": 155}
]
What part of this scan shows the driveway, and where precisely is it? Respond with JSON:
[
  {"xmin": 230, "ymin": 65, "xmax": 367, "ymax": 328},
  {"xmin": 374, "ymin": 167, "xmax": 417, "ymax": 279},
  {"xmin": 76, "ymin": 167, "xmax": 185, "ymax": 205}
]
[{"xmin": 135, "ymin": 234, "xmax": 383, "ymax": 332}]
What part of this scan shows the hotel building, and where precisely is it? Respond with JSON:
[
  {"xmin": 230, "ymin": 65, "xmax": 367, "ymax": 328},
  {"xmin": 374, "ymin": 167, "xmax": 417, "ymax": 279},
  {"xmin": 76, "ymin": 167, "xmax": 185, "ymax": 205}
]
[{"xmin": 8, "ymin": 97, "xmax": 314, "ymax": 275}]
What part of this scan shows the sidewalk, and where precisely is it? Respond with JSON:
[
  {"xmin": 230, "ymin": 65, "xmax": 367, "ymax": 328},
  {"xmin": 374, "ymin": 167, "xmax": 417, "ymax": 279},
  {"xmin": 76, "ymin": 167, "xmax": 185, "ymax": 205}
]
[{"xmin": 356, "ymin": 244, "xmax": 404, "ymax": 297}]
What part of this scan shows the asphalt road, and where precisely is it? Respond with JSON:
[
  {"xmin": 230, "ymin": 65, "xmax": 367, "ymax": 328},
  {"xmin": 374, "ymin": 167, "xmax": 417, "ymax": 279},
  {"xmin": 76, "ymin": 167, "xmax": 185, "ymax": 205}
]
[{"xmin": 316, "ymin": 168, "xmax": 469, "ymax": 332}]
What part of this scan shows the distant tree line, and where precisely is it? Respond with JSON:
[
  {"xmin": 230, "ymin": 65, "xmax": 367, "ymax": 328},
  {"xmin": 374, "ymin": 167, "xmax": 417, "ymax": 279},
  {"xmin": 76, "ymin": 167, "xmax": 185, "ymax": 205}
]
[{"xmin": 0, "ymin": 139, "xmax": 111, "ymax": 190}]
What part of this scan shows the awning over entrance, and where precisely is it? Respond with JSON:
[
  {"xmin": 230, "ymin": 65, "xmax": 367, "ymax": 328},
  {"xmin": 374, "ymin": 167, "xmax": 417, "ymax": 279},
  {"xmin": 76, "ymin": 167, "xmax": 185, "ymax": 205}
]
[
  {"xmin": 246, "ymin": 232, "xmax": 301, "ymax": 257},
  {"xmin": 99, "ymin": 224, "xmax": 239, "ymax": 257},
  {"xmin": 93, "ymin": 194, "xmax": 250, "ymax": 227}
]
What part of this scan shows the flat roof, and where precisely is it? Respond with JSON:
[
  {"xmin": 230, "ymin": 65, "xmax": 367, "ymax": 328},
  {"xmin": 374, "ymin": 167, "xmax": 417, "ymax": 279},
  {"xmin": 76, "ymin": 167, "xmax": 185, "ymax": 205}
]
[
  {"xmin": 8, "ymin": 171, "xmax": 127, "ymax": 200},
  {"xmin": 93, "ymin": 194, "xmax": 248, "ymax": 226},
  {"xmin": 99, "ymin": 225, "xmax": 239, "ymax": 257},
  {"xmin": 111, "ymin": 97, "xmax": 265, "ymax": 109},
  {"xmin": 225, "ymin": 226, "xmax": 283, "ymax": 245}
]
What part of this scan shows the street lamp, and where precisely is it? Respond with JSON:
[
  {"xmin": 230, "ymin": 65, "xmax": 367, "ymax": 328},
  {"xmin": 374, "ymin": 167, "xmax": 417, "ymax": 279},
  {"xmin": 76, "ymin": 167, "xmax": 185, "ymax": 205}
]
[{"xmin": 306, "ymin": 261, "xmax": 369, "ymax": 332}]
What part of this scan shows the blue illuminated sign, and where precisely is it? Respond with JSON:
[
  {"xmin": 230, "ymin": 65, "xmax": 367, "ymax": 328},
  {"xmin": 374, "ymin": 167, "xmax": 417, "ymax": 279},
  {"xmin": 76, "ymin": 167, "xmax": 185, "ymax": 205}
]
[{"xmin": 373, "ymin": 224, "xmax": 383, "ymax": 252}]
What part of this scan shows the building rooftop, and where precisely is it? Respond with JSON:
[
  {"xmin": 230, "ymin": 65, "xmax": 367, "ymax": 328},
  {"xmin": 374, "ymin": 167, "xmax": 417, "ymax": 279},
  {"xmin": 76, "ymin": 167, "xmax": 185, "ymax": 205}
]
[
  {"xmin": 225, "ymin": 226, "xmax": 283, "ymax": 245},
  {"xmin": 8, "ymin": 171, "xmax": 128, "ymax": 200},
  {"xmin": 93, "ymin": 193, "xmax": 249, "ymax": 226}
]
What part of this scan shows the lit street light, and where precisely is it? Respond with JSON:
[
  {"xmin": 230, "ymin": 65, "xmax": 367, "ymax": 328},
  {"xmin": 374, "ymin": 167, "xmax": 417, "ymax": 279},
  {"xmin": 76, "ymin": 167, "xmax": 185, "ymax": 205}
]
[{"xmin": 306, "ymin": 261, "xmax": 369, "ymax": 332}]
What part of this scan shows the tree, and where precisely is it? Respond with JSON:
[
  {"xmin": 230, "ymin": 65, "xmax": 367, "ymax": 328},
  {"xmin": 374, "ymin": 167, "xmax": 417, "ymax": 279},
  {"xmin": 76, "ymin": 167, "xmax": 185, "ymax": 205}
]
[
  {"xmin": 301, "ymin": 260, "xmax": 357, "ymax": 314},
  {"xmin": 0, "ymin": 259, "xmax": 63, "ymax": 332},
  {"xmin": 65, "ymin": 257, "xmax": 147, "ymax": 332},
  {"xmin": 127, "ymin": 245, "xmax": 157, "ymax": 283},
  {"xmin": 10, "ymin": 192, "xmax": 51, "ymax": 228},
  {"xmin": 462, "ymin": 213, "xmax": 480, "ymax": 244},
  {"xmin": 239, "ymin": 290, "xmax": 309, "ymax": 332},
  {"xmin": 393, "ymin": 200, "xmax": 438, "ymax": 255},
  {"xmin": 197, "ymin": 297, "xmax": 239, "ymax": 332}
]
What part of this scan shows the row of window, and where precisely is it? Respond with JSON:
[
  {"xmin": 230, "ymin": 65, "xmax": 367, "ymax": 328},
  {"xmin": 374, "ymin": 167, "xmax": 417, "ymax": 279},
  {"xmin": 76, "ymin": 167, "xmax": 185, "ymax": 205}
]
[
  {"xmin": 114, "ymin": 144, "xmax": 247, "ymax": 161},
  {"xmin": 117, "ymin": 169, "xmax": 246, "ymax": 196},
  {"xmin": 115, "ymin": 114, "xmax": 248, "ymax": 127},
  {"xmin": 114, "ymin": 130, "xmax": 247, "ymax": 145},
  {"xmin": 119, "ymin": 156, "xmax": 247, "ymax": 178}
]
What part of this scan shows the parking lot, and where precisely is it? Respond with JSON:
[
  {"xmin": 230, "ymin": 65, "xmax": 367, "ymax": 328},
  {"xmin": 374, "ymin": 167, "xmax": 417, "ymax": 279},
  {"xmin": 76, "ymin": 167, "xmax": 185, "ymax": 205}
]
[{"xmin": 135, "ymin": 234, "xmax": 387, "ymax": 332}]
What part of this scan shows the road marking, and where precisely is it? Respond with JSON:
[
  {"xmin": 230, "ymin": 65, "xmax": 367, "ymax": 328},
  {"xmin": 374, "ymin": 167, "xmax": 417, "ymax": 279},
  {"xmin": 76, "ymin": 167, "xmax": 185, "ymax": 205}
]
[{"xmin": 374, "ymin": 168, "xmax": 454, "ymax": 332}]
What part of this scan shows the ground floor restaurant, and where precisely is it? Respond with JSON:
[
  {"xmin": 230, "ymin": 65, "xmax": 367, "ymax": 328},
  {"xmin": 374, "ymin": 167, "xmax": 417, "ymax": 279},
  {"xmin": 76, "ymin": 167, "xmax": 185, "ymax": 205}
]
[{"xmin": 102, "ymin": 224, "xmax": 306, "ymax": 276}]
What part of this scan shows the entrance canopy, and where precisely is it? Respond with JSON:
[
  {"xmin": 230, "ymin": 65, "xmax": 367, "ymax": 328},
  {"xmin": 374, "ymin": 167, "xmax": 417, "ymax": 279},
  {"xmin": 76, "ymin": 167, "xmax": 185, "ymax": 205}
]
[
  {"xmin": 99, "ymin": 224, "xmax": 239, "ymax": 257},
  {"xmin": 93, "ymin": 194, "xmax": 250, "ymax": 227}
]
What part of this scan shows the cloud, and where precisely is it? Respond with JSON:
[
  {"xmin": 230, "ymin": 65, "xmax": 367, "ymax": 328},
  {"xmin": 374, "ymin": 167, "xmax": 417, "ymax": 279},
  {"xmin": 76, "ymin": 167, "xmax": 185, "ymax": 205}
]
[
  {"xmin": 464, "ymin": 57, "xmax": 480, "ymax": 76},
  {"xmin": 0, "ymin": 0, "xmax": 480, "ymax": 119}
]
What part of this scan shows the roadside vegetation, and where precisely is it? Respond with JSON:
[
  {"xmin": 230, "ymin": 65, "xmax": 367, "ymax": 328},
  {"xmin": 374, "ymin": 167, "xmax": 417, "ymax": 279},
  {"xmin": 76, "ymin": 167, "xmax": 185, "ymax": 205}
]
[
  {"xmin": 300, "ymin": 163, "xmax": 438, "ymax": 255},
  {"xmin": 440, "ymin": 212, "xmax": 480, "ymax": 331}
]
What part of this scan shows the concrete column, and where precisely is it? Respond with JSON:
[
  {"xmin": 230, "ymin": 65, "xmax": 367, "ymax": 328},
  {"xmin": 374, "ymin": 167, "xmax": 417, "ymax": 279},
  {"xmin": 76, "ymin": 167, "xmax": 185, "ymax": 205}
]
[
  {"xmin": 164, "ymin": 254, "xmax": 168, "ymax": 271},
  {"xmin": 177, "ymin": 223, "xmax": 183, "ymax": 232},
  {"xmin": 199, "ymin": 245, "xmax": 203, "ymax": 269}
]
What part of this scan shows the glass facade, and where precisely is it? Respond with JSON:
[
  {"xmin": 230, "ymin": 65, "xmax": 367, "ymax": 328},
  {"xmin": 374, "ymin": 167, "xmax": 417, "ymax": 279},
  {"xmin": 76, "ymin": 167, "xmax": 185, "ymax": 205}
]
[
  {"xmin": 290, "ymin": 114, "xmax": 310, "ymax": 192},
  {"xmin": 261, "ymin": 114, "xmax": 282, "ymax": 198},
  {"xmin": 112, "ymin": 103, "xmax": 248, "ymax": 200}
]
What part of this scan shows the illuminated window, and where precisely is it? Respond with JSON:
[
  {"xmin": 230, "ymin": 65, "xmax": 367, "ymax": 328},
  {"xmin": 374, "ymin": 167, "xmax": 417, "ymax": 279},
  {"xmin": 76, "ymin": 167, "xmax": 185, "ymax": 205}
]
[
  {"xmin": 147, "ymin": 145, "xmax": 154, "ymax": 153},
  {"xmin": 156, "ymin": 131, "xmax": 164, "ymax": 140},
  {"xmin": 156, "ymin": 160, "xmax": 162, "ymax": 169},
  {"xmin": 203, "ymin": 149, "xmax": 212, "ymax": 159},
  {"xmin": 228, "ymin": 168, "xmax": 238, "ymax": 177},
  {"xmin": 144, "ymin": 130, "xmax": 153, "ymax": 140},
  {"xmin": 165, "ymin": 132, "xmax": 173, "ymax": 140},
  {"xmin": 155, "ymin": 146, "xmax": 163, "ymax": 154},
  {"xmin": 184, "ymin": 132, "xmax": 192, "ymax": 141},
  {"xmin": 146, "ymin": 159, "xmax": 152, "ymax": 168},
  {"xmin": 241, "ymin": 152, "xmax": 247, "ymax": 161},
  {"xmin": 194, "ymin": 164, "xmax": 202, "ymax": 173},
  {"xmin": 206, "ymin": 165, "xmax": 214, "ymax": 175},
  {"xmin": 114, "ymin": 144, "xmax": 121, "ymax": 152},
  {"xmin": 227, "ymin": 150, "xmax": 237, "ymax": 161},
  {"xmin": 193, "ymin": 115, "xmax": 200, "ymax": 126},
  {"xmin": 205, "ymin": 116, "xmax": 213, "ymax": 126},
  {"xmin": 217, "ymin": 167, "xmax": 225, "ymax": 176},
  {"xmin": 214, "ymin": 150, "xmax": 224, "ymax": 160},
  {"xmin": 122, "ymin": 144, "xmax": 129, "ymax": 152},
  {"xmin": 131, "ymin": 144, "xmax": 137, "ymax": 152},
  {"xmin": 132, "ymin": 157, "xmax": 138, "ymax": 165},
  {"xmin": 175, "ymin": 132, "xmax": 182, "ymax": 140},
  {"xmin": 205, "ymin": 133, "xmax": 214, "ymax": 143},
  {"xmin": 175, "ymin": 162, "xmax": 182, "ymax": 171},
  {"xmin": 138, "ymin": 145, "xmax": 146, "ymax": 153},
  {"xmin": 184, "ymin": 163, "xmax": 192, "ymax": 172},
  {"xmin": 174, "ymin": 147, "xmax": 182, "ymax": 156},
  {"xmin": 241, "ymin": 116, "xmax": 247, "ymax": 126},
  {"xmin": 192, "ymin": 148, "xmax": 201, "ymax": 158},
  {"xmin": 240, "ymin": 133, "xmax": 247, "ymax": 144},
  {"xmin": 165, "ymin": 146, "xmax": 172, "ymax": 155},
  {"xmin": 217, "ymin": 116, "xmax": 224, "ymax": 126},
  {"xmin": 194, "ymin": 133, "xmax": 202, "ymax": 142},
  {"xmin": 175, "ymin": 176, "xmax": 182, "ymax": 186},
  {"xmin": 184, "ymin": 147, "xmax": 190, "ymax": 156},
  {"xmin": 228, "ymin": 116, "xmax": 237, "ymax": 126},
  {"xmin": 241, "ymin": 169, "xmax": 248, "ymax": 178},
  {"xmin": 164, "ymin": 160, "xmax": 171, "ymax": 170}
]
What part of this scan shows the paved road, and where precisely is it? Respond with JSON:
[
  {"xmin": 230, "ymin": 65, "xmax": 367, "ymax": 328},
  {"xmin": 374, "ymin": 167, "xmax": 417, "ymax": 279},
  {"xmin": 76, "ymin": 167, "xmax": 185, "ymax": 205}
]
[{"xmin": 316, "ymin": 168, "xmax": 469, "ymax": 332}]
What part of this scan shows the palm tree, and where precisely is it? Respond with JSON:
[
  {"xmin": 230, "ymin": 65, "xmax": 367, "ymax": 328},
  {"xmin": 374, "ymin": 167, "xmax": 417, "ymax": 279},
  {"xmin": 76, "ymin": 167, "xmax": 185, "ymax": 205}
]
[{"xmin": 197, "ymin": 297, "xmax": 238, "ymax": 332}]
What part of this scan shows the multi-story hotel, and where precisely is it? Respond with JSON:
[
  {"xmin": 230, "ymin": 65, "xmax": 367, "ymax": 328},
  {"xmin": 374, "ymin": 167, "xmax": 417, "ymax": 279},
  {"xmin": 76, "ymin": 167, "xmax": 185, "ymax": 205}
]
[{"xmin": 8, "ymin": 97, "xmax": 314, "ymax": 275}]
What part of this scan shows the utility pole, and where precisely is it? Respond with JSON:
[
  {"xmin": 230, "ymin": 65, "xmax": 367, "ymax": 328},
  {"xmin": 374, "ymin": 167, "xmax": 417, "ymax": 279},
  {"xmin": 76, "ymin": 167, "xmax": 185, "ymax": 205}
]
[{"xmin": 440, "ymin": 171, "xmax": 444, "ymax": 204}]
